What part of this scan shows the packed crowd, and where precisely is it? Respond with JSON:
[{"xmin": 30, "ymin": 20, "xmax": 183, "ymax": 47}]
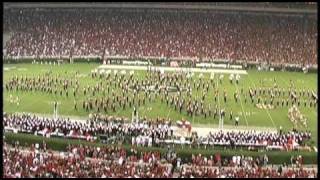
[
  {"xmin": 177, "ymin": 165, "xmax": 317, "ymax": 178},
  {"xmin": 3, "ymin": 113, "xmax": 173, "ymax": 145},
  {"xmin": 3, "ymin": 141, "xmax": 317, "ymax": 178},
  {"xmin": 4, "ymin": 112, "xmax": 312, "ymax": 150},
  {"xmin": 65, "ymin": 144, "xmax": 162, "ymax": 163},
  {"xmin": 4, "ymin": 8, "xmax": 317, "ymax": 66},
  {"xmin": 3, "ymin": 142, "xmax": 173, "ymax": 178},
  {"xmin": 201, "ymin": 129, "xmax": 311, "ymax": 148}
]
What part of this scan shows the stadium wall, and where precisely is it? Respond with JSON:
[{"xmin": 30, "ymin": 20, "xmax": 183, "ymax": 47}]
[{"xmin": 4, "ymin": 132, "xmax": 318, "ymax": 164}]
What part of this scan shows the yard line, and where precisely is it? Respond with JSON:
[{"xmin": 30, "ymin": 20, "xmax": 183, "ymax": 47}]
[
  {"xmin": 277, "ymin": 74, "xmax": 292, "ymax": 92},
  {"xmin": 192, "ymin": 110, "xmax": 195, "ymax": 125},
  {"xmin": 195, "ymin": 92, "xmax": 200, "ymax": 125},
  {"xmin": 216, "ymin": 77, "xmax": 222, "ymax": 129},
  {"xmin": 247, "ymin": 74, "xmax": 277, "ymax": 129},
  {"xmin": 141, "ymin": 104, "xmax": 148, "ymax": 116},
  {"xmin": 234, "ymin": 82, "xmax": 249, "ymax": 127},
  {"xmin": 313, "ymin": 111, "xmax": 317, "ymax": 116},
  {"xmin": 166, "ymin": 107, "xmax": 172, "ymax": 120},
  {"xmin": 11, "ymin": 92, "xmax": 46, "ymax": 112}
]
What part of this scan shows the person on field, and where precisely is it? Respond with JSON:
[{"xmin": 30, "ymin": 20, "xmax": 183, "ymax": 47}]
[
  {"xmin": 74, "ymin": 100, "xmax": 77, "ymax": 110},
  {"xmin": 235, "ymin": 116, "xmax": 239, "ymax": 126},
  {"xmin": 229, "ymin": 74, "xmax": 234, "ymax": 84}
]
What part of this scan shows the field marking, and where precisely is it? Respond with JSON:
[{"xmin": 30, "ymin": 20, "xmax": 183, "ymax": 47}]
[
  {"xmin": 234, "ymin": 82, "xmax": 249, "ymax": 127},
  {"xmin": 247, "ymin": 74, "xmax": 277, "ymax": 129},
  {"xmin": 4, "ymin": 66, "xmax": 17, "ymax": 71},
  {"xmin": 166, "ymin": 107, "xmax": 172, "ymax": 120},
  {"xmin": 76, "ymin": 73, "xmax": 88, "ymax": 78},
  {"xmin": 4, "ymin": 89, "xmax": 42, "ymax": 110},
  {"xmin": 192, "ymin": 111, "xmax": 195, "ymax": 124},
  {"xmin": 277, "ymin": 75, "xmax": 291, "ymax": 88},
  {"xmin": 140, "ymin": 105, "xmax": 152, "ymax": 117},
  {"xmin": 99, "ymin": 65, "xmax": 248, "ymax": 74},
  {"xmin": 17, "ymin": 68, "xmax": 27, "ymax": 71},
  {"xmin": 13, "ymin": 93, "xmax": 44, "ymax": 112},
  {"xmin": 313, "ymin": 111, "xmax": 317, "ymax": 116},
  {"xmin": 216, "ymin": 77, "xmax": 222, "ymax": 129}
]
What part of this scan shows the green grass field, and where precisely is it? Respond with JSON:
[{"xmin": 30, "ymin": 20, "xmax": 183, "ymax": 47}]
[{"xmin": 3, "ymin": 63, "xmax": 318, "ymax": 146}]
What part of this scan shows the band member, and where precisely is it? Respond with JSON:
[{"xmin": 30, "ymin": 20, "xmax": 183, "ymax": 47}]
[
  {"xmin": 74, "ymin": 100, "xmax": 77, "ymax": 110},
  {"xmin": 235, "ymin": 116, "xmax": 239, "ymax": 126},
  {"xmin": 220, "ymin": 109, "xmax": 225, "ymax": 119},
  {"xmin": 54, "ymin": 101, "xmax": 58, "ymax": 111},
  {"xmin": 219, "ymin": 74, "xmax": 224, "ymax": 84},
  {"xmin": 229, "ymin": 74, "xmax": 234, "ymax": 84},
  {"xmin": 213, "ymin": 107, "xmax": 217, "ymax": 119},
  {"xmin": 133, "ymin": 106, "xmax": 137, "ymax": 116}
]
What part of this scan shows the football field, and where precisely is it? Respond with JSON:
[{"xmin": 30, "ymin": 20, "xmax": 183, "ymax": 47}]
[{"xmin": 3, "ymin": 63, "xmax": 318, "ymax": 147}]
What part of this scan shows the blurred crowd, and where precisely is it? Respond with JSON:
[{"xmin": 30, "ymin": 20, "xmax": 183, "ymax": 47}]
[
  {"xmin": 4, "ymin": 9, "xmax": 317, "ymax": 66},
  {"xmin": 4, "ymin": 113, "xmax": 311, "ymax": 150},
  {"xmin": 3, "ymin": 141, "xmax": 317, "ymax": 178}
]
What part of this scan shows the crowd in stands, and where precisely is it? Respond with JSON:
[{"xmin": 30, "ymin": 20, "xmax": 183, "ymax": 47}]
[
  {"xmin": 65, "ymin": 144, "xmax": 164, "ymax": 165},
  {"xmin": 3, "ymin": 141, "xmax": 317, "ymax": 178},
  {"xmin": 3, "ymin": 113, "xmax": 173, "ymax": 144},
  {"xmin": 177, "ymin": 165, "xmax": 317, "ymax": 178},
  {"xmin": 4, "ymin": 113, "xmax": 312, "ymax": 150},
  {"xmin": 4, "ymin": 8, "xmax": 317, "ymax": 66},
  {"xmin": 201, "ymin": 129, "xmax": 311, "ymax": 148},
  {"xmin": 3, "ymin": 142, "xmax": 172, "ymax": 178}
]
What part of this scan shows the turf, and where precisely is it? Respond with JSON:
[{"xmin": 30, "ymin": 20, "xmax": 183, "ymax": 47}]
[{"xmin": 3, "ymin": 63, "xmax": 318, "ymax": 146}]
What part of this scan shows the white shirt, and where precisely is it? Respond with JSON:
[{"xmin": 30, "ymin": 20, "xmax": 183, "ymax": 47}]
[
  {"xmin": 148, "ymin": 137, "xmax": 152, "ymax": 146},
  {"xmin": 136, "ymin": 137, "xmax": 140, "ymax": 145},
  {"xmin": 118, "ymin": 156, "xmax": 124, "ymax": 165},
  {"xmin": 132, "ymin": 137, "xmax": 135, "ymax": 145},
  {"xmin": 232, "ymin": 156, "xmax": 237, "ymax": 164},
  {"xmin": 236, "ymin": 156, "xmax": 241, "ymax": 165}
]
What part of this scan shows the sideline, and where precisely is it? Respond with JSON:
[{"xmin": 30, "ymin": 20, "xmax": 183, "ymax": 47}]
[{"xmin": 98, "ymin": 65, "xmax": 248, "ymax": 74}]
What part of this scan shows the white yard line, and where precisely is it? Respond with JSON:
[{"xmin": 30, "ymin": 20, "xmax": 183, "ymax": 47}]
[
  {"xmin": 277, "ymin": 74, "xmax": 290, "ymax": 88},
  {"xmin": 10, "ymin": 93, "xmax": 41, "ymax": 111},
  {"xmin": 313, "ymin": 111, "xmax": 317, "ymax": 116},
  {"xmin": 98, "ymin": 65, "xmax": 248, "ymax": 74},
  {"xmin": 192, "ymin": 111, "xmax": 195, "ymax": 125},
  {"xmin": 139, "ymin": 106, "xmax": 147, "ymax": 117},
  {"xmin": 193, "ymin": 92, "xmax": 199, "ymax": 125},
  {"xmin": 234, "ymin": 82, "xmax": 249, "ymax": 127},
  {"xmin": 247, "ymin": 74, "xmax": 277, "ymax": 128},
  {"xmin": 166, "ymin": 108, "xmax": 172, "ymax": 120},
  {"xmin": 216, "ymin": 77, "xmax": 222, "ymax": 129}
]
